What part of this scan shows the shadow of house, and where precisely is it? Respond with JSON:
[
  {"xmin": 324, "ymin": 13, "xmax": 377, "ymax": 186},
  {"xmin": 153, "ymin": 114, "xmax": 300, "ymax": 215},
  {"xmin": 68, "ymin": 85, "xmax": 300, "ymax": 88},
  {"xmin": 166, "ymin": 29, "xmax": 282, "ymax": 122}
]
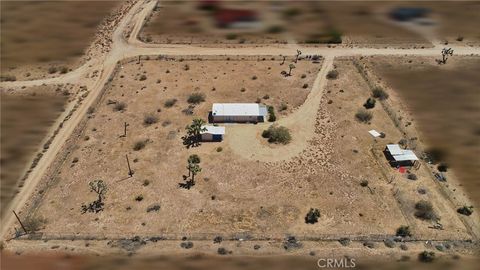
[{"xmin": 389, "ymin": 7, "xmax": 430, "ymax": 22}]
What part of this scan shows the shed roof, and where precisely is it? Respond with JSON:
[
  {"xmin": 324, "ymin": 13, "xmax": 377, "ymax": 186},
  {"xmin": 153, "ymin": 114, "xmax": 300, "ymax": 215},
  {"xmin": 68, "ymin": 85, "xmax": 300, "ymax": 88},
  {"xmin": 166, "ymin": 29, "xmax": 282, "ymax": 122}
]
[
  {"xmin": 201, "ymin": 125, "xmax": 225, "ymax": 135},
  {"xmin": 386, "ymin": 144, "xmax": 419, "ymax": 161},
  {"xmin": 212, "ymin": 103, "xmax": 267, "ymax": 117}
]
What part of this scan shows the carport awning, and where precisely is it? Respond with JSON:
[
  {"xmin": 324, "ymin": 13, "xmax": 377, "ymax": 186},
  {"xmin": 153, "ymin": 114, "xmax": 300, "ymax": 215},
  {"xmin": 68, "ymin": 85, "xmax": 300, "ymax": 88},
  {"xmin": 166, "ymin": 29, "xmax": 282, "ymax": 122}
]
[
  {"xmin": 386, "ymin": 144, "xmax": 403, "ymax": 155},
  {"xmin": 201, "ymin": 125, "xmax": 225, "ymax": 135}
]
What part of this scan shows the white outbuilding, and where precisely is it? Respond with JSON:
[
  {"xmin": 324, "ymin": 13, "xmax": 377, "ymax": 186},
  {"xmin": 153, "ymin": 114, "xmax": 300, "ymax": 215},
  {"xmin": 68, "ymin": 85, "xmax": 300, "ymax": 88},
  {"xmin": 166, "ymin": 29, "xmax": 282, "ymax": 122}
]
[
  {"xmin": 200, "ymin": 125, "xmax": 225, "ymax": 141},
  {"xmin": 211, "ymin": 103, "xmax": 267, "ymax": 123},
  {"xmin": 384, "ymin": 144, "xmax": 419, "ymax": 167}
]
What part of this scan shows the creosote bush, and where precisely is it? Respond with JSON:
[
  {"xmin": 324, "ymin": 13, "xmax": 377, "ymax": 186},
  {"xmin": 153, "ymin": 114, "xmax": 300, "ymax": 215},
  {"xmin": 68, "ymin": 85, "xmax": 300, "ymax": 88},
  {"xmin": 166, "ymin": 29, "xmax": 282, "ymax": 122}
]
[
  {"xmin": 139, "ymin": 75, "xmax": 147, "ymax": 81},
  {"xmin": 396, "ymin": 225, "xmax": 412, "ymax": 237},
  {"xmin": 114, "ymin": 102, "xmax": 127, "ymax": 112},
  {"xmin": 355, "ymin": 109, "xmax": 373, "ymax": 123},
  {"xmin": 143, "ymin": 114, "xmax": 158, "ymax": 126},
  {"xmin": 457, "ymin": 206, "xmax": 473, "ymax": 216},
  {"xmin": 305, "ymin": 208, "xmax": 320, "ymax": 224},
  {"xmin": 133, "ymin": 140, "xmax": 147, "ymax": 151},
  {"xmin": 418, "ymin": 251, "xmax": 435, "ymax": 263},
  {"xmin": 164, "ymin": 98, "xmax": 177, "ymax": 108},
  {"xmin": 372, "ymin": 87, "xmax": 389, "ymax": 100},
  {"xmin": 262, "ymin": 125, "xmax": 291, "ymax": 144},
  {"xmin": 267, "ymin": 106, "xmax": 276, "ymax": 122},
  {"xmin": 363, "ymin": 97, "xmax": 376, "ymax": 109},
  {"xmin": 414, "ymin": 200, "xmax": 437, "ymax": 221},
  {"xmin": 187, "ymin": 92, "xmax": 206, "ymax": 104},
  {"xmin": 326, "ymin": 70, "xmax": 339, "ymax": 79}
]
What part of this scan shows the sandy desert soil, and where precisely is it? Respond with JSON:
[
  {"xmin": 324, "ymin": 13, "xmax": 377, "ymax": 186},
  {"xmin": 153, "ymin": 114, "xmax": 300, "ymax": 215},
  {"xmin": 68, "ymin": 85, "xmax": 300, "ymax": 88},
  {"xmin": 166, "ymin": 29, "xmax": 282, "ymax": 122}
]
[
  {"xmin": 0, "ymin": 86, "xmax": 68, "ymax": 216},
  {"xmin": 0, "ymin": 0, "xmax": 121, "ymax": 81},
  {"xmin": 363, "ymin": 56, "xmax": 480, "ymax": 205},
  {"xmin": 12, "ymin": 57, "xmax": 470, "ymax": 245}
]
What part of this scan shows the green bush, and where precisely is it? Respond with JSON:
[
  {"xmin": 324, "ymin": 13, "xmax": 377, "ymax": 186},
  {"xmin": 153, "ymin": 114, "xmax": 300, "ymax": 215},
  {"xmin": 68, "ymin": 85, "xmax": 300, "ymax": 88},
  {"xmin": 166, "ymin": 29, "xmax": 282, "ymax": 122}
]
[
  {"xmin": 262, "ymin": 125, "xmax": 291, "ymax": 144},
  {"xmin": 457, "ymin": 206, "xmax": 473, "ymax": 216},
  {"xmin": 418, "ymin": 251, "xmax": 435, "ymax": 263},
  {"xmin": 355, "ymin": 109, "xmax": 373, "ymax": 123},
  {"xmin": 114, "ymin": 102, "xmax": 127, "ymax": 112},
  {"xmin": 372, "ymin": 87, "xmax": 389, "ymax": 100},
  {"xmin": 305, "ymin": 208, "xmax": 320, "ymax": 224},
  {"xmin": 396, "ymin": 225, "xmax": 412, "ymax": 237},
  {"xmin": 363, "ymin": 97, "xmax": 376, "ymax": 109},
  {"xmin": 48, "ymin": 66, "xmax": 58, "ymax": 74},
  {"xmin": 187, "ymin": 92, "xmax": 206, "ymax": 104},
  {"xmin": 267, "ymin": 25, "xmax": 285, "ymax": 34},
  {"xmin": 226, "ymin": 33, "xmax": 237, "ymax": 40},
  {"xmin": 267, "ymin": 106, "xmax": 276, "ymax": 122}
]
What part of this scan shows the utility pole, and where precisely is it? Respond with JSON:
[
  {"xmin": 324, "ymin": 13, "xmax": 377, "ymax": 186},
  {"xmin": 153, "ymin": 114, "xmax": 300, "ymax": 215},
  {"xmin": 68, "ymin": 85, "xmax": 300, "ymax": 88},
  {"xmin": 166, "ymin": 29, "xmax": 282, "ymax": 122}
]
[
  {"xmin": 126, "ymin": 154, "xmax": 133, "ymax": 177},
  {"xmin": 123, "ymin": 122, "xmax": 129, "ymax": 137},
  {"xmin": 13, "ymin": 210, "xmax": 28, "ymax": 234}
]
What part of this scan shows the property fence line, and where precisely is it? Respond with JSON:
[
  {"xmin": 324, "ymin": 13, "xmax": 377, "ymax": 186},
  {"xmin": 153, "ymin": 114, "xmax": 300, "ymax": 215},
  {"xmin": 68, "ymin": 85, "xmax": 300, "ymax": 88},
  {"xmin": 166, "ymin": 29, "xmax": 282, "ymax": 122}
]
[{"xmin": 19, "ymin": 232, "xmax": 475, "ymax": 243}]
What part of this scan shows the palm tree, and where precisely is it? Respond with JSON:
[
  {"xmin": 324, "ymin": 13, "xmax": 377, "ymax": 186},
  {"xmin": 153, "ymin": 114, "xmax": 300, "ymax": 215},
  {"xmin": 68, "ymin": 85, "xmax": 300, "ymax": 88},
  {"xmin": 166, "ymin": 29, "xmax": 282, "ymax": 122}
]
[{"xmin": 288, "ymin": 63, "xmax": 296, "ymax": 76}]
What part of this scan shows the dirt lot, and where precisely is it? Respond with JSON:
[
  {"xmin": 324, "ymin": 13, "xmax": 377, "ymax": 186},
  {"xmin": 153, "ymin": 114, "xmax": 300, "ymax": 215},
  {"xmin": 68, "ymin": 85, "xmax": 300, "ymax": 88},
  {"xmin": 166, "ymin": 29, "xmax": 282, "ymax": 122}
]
[
  {"xmin": 16, "ymin": 57, "xmax": 470, "ymax": 244},
  {"xmin": 0, "ymin": 86, "xmax": 69, "ymax": 216},
  {"xmin": 362, "ymin": 56, "xmax": 480, "ymax": 205},
  {"xmin": 0, "ymin": 0, "xmax": 121, "ymax": 80}
]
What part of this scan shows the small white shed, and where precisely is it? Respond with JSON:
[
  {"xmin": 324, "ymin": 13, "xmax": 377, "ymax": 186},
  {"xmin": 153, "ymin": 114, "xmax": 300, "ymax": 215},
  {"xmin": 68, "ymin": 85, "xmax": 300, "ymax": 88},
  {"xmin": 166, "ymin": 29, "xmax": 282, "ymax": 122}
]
[{"xmin": 201, "ymin": 125, "xmax": 225, "ymax": 141}]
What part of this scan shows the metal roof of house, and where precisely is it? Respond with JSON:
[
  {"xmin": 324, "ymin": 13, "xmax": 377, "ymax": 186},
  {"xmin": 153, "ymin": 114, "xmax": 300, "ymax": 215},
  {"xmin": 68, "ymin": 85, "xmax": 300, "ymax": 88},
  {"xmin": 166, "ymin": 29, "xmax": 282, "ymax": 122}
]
[
  {"xmin": 386, "ymin": 144, "xmax": 419, "ymax": 161},
  {"xmin": 201, "ymin": 125, "xmax": 225, "ymax": 135},
  {"xmin": 212, "ymin": 103, "xmax": 267, "ymax": 117}
]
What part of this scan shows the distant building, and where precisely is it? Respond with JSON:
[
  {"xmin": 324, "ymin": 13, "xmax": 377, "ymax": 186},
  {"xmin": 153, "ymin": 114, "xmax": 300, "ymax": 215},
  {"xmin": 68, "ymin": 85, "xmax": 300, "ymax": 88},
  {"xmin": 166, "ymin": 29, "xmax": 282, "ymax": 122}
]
[
  {"xmin": 211, "ymin": 103, "xmax": 267, "ymax": 123},
  {"xmin": 201, "ymin": 125, "xmax": 225, "ymax": 141},
  {"xmin": 384, "ymin": 144, "xmax": 419, "ymax": 167},
  {"xmin": 215, "ymin": 8, "xmax": 259, "ymax": 28},
  {"xmin": 389, "ymin": 7, "xmax": 430, "ymax": 21}
]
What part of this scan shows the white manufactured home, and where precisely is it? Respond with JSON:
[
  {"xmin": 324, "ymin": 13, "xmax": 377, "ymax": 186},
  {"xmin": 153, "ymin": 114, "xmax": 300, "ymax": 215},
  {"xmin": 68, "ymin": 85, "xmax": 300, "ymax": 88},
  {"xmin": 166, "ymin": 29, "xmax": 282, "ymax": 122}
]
[
  {"xmin": 201, "ymin": 125, "xmax": 225, "ymax": 142},
  {"xmin": 211, "ymin": 103, "xmax": 267, "ymax": 123}
]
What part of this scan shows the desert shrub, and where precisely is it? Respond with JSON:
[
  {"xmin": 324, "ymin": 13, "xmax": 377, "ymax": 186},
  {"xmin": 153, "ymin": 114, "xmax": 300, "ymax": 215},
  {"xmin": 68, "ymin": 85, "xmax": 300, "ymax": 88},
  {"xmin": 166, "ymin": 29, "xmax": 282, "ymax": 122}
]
[
  {"xmin": 267, "ymin": 106, "xmax": 277, "ymax": 122},
  {"xmin": 217, "ymin": 247, "xmax": 228, "ymax": 255},
  {"xmin": 338, "ymin": 238, "xmax": 350, "ymax": 246},
  {"xmin": 283, "ymin": 8, "xmax": 300, "ymax": 18},
  {"xmin": 363, "ymin": 97, "xmax": 376, "ymax": 109},
  {"xmin": 407, "ymin": 173, "xmax": 417, "ymax": 180},
  {"xmin": 267, "ymin": 25, "xmax": 285, "ymax": 34},
  {"xmin": 216, "ymin": 147, "xmax": 223, "ymax": 152},
  {"xmin": 188, "ymin": 154, "xmax": 201, "ymax": 164},
  {"xmin": 164, "ymin": 98, "xmax": 177, "ymax": 108},
  {"xmin": 143, "ymin": 114, "xmax": 158, "ymax": 126},
  {"xmin": 279, "ymin": 103, "xmax": 288, "ymax": 111},
  {"xmin": 396, "ymin": 225, "xmax": 412, "ymax": 237},
  {"xmin": 226, "ymin": 33, "xmax": 237, "ymax": 40},
  {"xmin": 59, "ymin": 66, "xmax": 68, "ymax": 74},
  {"xmin": 139, "ymin": 75, "xmax": 147, "ymax": 81},
  {"xmin": 87, "ymin": 107, "xmax": 95, "ymax": 114},
  {"xmin": 262, "ymin": 125, "xmax": 291, "ymax": 144},
  {"xmin": 251, "ymin": 75, "xmax": 257, "ymax": 80},
  {"xmin": 180, "ymin": 242, "xmax": 193, "ymax": 249},
  {"xmin": 183, "ymin": 64, "xmax": 190, "ymax": 71},
  {"xmin": 363, "ymin": 241, "xmax": 375, "ymax": 249},
  {"xmin": 143, "ymin": 180, "xmax": 150, "ymax": 186},
  {"xmin": 0, "ymin": 75, "xmax": 16, "ymax": 82},
  {"xmin": 384, "ymin": 238, "xmax": 395, "ymax": 248},
  {"xmin": 187, "ymin": 92, "xmax": 206, "ymax": 104},
  {"xmin": 146, "ymin": 204, "xmax": 161, "ymax": 212},
  {"xmin": 283, "ymin": 236, "xmax": 302, "ymax": 250},
  {"xmin": 360, "ymin": 180, "xmax": 369, "ymax": 187},
  {"xmin": 326, "ymin": 70, "xmax": 339, "ymax": 79},
  {"xmin": 355, "ymin": 109, "xmax": 373, "ymax": 123},
  {"xmin": 305, "ymin": 208, "xmax": 320, "ymax": 224},
  {"xmin": 263, "ymin": 95, "xmax": 270, "ymax": 100},
  {"xmin": 437, "ymin": 163, "xmax": 448, "ymax": 172},
  {"xmin": 302, "ymin": 83, "xmax": 309, "ymax": 89},
  {"xmin": 213, "ymin": 236, "xmax": 223, "ymax": 243},
  {"xmin": 414, "ymin": 200, "xmax": 437, "ymax": 221},
  {"xmin": 327, "ymin": 29, "xmax": 342, "ymax": 44},
  {"xmin": 372, "ymin": 87, "xmax": 389, "ymax": 100},
  {"xmin": 418, "ymin": 251, "xmax": 435, "ymax": 263},
  {"xmin": 456, "ymin": 36, "xmax": 464, "ymax": 42},
  {"xmin": 23, "ymin": 216, "xmax": 47, "ymax": 232},
  {"xmin": 301, "ymin": 74, "xmax": 306, "ymax": 79},
  {"xmin": 135, "ymin": 195, "xmax": 144, "ymax": 202},
  {"xmin": 114, "ymin": 102, "xmax": 127, "ymax": 112},
  {"xmin": 48, "ymin": 66, "xmax": 58, "ymax": 74},
  {"xmin": 133, "ymin": 140, "xmax": 147, "ymax": 151},
  {"xmin": 457, "ymin": 206, "xmax": 473, "ymax": 216}
]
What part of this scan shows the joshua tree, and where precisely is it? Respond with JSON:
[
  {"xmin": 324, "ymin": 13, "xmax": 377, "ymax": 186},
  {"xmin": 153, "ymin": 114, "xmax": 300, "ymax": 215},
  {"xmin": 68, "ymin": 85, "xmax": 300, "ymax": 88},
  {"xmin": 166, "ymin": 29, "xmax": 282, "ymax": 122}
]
[
  {"xmin": 295, "ymin": 49, "xmax": 302, "ymax": 63},
  {"xmin": 288, "ymin": 63, "xmax": 296, "ymax": 76},
  {"xmin": 82, "ymin": 180, "xmax": 108, "ymax": 213},
  {"xmin": 439, "ymin": 48, "xmax": 454, "ymax": 64},
  {"xmin": 183, "ymin": 118, "xmax": 207, "ymax": 148},
  {"xmin": 181, "ymin": 155, "xmax": 202, "ymax": 189}
]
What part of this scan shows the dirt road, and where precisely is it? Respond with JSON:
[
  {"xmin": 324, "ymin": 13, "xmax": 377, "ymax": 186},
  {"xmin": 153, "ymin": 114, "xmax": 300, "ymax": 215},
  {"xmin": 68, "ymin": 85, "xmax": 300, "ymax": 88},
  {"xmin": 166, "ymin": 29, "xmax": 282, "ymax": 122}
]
[{"xmin": 1, "ymin": 0, "xmax": 480, "ymax": 241}]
